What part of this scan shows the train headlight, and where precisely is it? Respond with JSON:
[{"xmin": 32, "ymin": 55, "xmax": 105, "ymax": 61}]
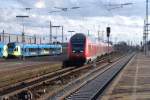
[
  {"xmin": 80, "ymin": 50, "xmax": 83, "ymax": 53},
  {"xmin": 72, "ymin": 50, "xmax": 75, "ymax": 53}
]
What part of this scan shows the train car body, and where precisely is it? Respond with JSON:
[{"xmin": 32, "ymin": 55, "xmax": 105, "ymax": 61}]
[
  {"xmin": 67, "ymin": 33, "xmax": 113, "ymax": 65},
  {"xmin": 52, "ymin": 44, "xmax": 63, "ymax": 55},
  {"xmin": 38, "ymin": 44, "xmax": 51, "ymax": 56},
  {"xmin": 23, "ymin": 44, "xmax": 39, "ymax": 57},
  {"xmin": 0, "ymin": 42, "xmax": 8, "ymax": 58},
  {"xmin": 7, "ymin": 42, "xmax": 62, "ymax": 58}
]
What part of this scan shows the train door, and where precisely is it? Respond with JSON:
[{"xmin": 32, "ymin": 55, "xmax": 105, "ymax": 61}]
[
  {"xmin": 15, "ymin": 46, "xmax": 22, "ymax": 57},
  {"xmin": 3, "ymin": 45, "xmax": 8, "ymax": 58},
  {"xmin": 0, "ymin": 46, "xmax": 2, "ymax": 58}
]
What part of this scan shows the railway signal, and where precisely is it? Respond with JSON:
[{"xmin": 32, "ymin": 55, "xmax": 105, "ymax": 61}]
[
  {"xmin": 106, "ymin": 27, "xmax": 110, "ymax": 37},
  {"xmin": 106, "ymin": 27, "xmax": 111, "ymax": 62}
]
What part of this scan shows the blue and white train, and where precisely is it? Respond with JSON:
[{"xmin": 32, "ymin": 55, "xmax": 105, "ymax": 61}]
[
  {"xmin": 7, "ymin": 42, "xmax": 62, "ymax": 58},
  {"xmin": 0, "ymin": 42, "xmax": 8, "ymax": 58}
]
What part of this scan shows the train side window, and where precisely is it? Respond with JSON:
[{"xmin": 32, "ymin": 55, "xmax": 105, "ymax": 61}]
[
  {"xmin": 35, "ymin": 48, "xmax": 37, "ymax": 51},
  {"xmin": 21, "ymin": 48, "xmax": 23, "ymax": 52},
  {"xmin": 30, "ymin": 48, "xmax": 32, "ymax": 52},
  {"xmin": 25, "ymin": 48, "xmax": 28, "ymax": 52},
  {"xmin": 14, "ymin": 47, "xmax": 18, "ymax": 51}
]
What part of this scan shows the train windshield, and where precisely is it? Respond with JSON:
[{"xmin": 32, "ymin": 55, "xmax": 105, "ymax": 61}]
[
  {"xmin": 7, "ymin": 43, "xmax": 15, "ymax": 49},
  {"xmin": 71, "ymin": 34, "xmax": 85, "ymax": 52},
  {"xmin": 72, "ymin": 43, "xmax": 84, "ymax": 51}
]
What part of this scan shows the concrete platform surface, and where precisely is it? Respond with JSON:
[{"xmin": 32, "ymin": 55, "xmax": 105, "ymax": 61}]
[{"xmin": 101, "ymin": 53, "xmax": 150, "ymax": 100}]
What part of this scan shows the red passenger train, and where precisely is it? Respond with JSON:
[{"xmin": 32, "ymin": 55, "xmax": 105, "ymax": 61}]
[{"xmin": 65, "ymin": 33, "xmax": 113, "ymax": 66}]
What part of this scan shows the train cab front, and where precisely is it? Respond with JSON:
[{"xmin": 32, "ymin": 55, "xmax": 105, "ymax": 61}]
[
  {"xmin": 68, "ymin": 33, "xmax": 86, "ymax": 65},
  {"xmin": 0, "ymin": 47, "xmax": 3, "ymax": 58},
  {"xmin": 7, "ymin": 42, "xmax": 21, "ymax": 58}
]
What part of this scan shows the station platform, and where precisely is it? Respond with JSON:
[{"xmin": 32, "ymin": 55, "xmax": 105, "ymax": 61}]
[{"xmin": 101, "ymin": 53, "xmax": 150, "ymax": 100}]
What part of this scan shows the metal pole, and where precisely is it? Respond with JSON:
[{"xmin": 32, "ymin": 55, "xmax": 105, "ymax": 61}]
[
  {"xmin": 34, "ymin": 34, "xmax": 36, "ymax": 44},
  {"xmin": 144, "ymin": 20, "xmax": 146, "ymax": 55},
  {"xmin": 30, "ymin": 37, "xmax": 31, "ymax": 44},
  {"xmin": 106, "ymin": 27, "xmax": 111, "ymax": 62},
  {"xmin": 98, "ymin": 31, "xmax": 100, "ymax": 42},
  {"xmin": 16, "ymin": 15, "xmax": 29, "ymax": 43},
  {"xmin": 146, "ymin": 0, "xmax": 149, "ymax": 24},
  {"xmin": 101, "ymin": 31, "xmax": 104, "ymax": 42},
  {"xmin": 3, "ymin": 30, "xmax": 4, "ymax": 43},
  {"xmin": 88, "ymin": 30, "xmax": 90, "ymax": 36},
  {"xmin": 40, "ymin": 37, "xmax": 41, "ymax": 44},
  {"xmin": 49, "ymin": 21, "xmax": 52, "ymax": 43},
  {"xmin": 108, "ymin": 36, "xmax": 110, "ymax": 62},
  {"xmin": 22, "ymin": 18, "xmax": 25, "ymax": 43},
  {"xmin": 22, "ymin": 32, "xmax": 25, "ymax": 43},
  {"xmin": 52, "ymin": 26, "xmax": 62, "ymax": 43},
  {"xmin": 17, "ymin": 35, "xmax": 18, "ymax": 42},
  {"xmin": 56, "ymin": 27, "xmax": 58, "ymax": 42},
  {"xmin": 16, "ymin": 15, "xmax": 29, "ymax": 60},
  {"xmin": 62, "ymin": 26, "xmax": 64, "ymax": 43},
  {"xmin": 9, "ymin": 34, "xmax": 10, "ymax": 43},
  {"xmin": 145, "ymin": 0, "xmax": 149, "ymax": 55}
]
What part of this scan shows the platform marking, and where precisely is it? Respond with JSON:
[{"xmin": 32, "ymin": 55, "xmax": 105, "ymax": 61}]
[
  {"xmin": 131, "ymin": 55, "xmax": 139, "ymax": 100},
  {"xmin": 101, "ymin": 54, "xmax": 136, "ymax": 100}
]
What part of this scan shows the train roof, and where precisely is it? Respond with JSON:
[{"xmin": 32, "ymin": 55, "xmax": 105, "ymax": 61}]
[
  {"xmin": 23, "ymin": 44, "xmax": 39, "ymax": 48},
  {"xmin": 0, "ymin": 42, "xmax": 6, "ymax": 48},
  {"xmin": 70, "ymin": 33, "xmax": 99, "ymax": 43},
  {"xmin": 71, "ymin": 33, "xmax": 86, "ymax": 38},
  {"xmin": 0, "ymin": 42, "xmax": 4, "ymax": 45},
  {"xmin": 70, "ymin": 33, "xmax": 86, "ymax": 41},
  {"xmin": 70, "ymin": 33, "xmax": 112, "ymax": 46},
  {"xmin": 0, "ymin": 44, "xmax": 4, "ymax": 48},
  {"xmin": 0, "ymin": 42, "xmax": 5, "ymax": 44}
]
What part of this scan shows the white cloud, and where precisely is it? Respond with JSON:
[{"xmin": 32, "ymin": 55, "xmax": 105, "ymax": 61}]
[
  {"xmin": 0, "ymin": 0, "xmax": 148, "ymax": 44},
  {"xmin": 35, "ymin": 0, "xmax": 46, "ymax": 8}
]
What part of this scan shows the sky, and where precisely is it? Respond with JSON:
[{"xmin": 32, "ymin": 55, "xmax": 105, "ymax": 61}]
[{"xmin": 0, "ymin": 0, "xmax": 149, "ymax": 45}]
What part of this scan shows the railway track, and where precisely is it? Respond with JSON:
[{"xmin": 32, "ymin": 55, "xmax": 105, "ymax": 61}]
[
  {"xmin": 60, "ymin": 53, "xmax": 135, "ymax": 100},
  {"xmin": 0, "ymin": 52, "xmax": 122, "ymax": 100},
  {"xmin": 0, "ymin": 62, "xmax": 62, "ymax": 88},
  {"xmin": 0, "ymin": 62, "xmax": 52, "ymax": 72},
  {"xmin": 0, "ymin": 67, "xmax": 74, "ymax": 100}
]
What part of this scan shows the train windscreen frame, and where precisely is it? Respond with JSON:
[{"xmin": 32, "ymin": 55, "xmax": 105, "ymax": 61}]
[
  {"xmin": 71, "ymin": 34, "xmax": 86, "ymax": 52},
  {"xmin": 7, "ymin": 43, "xmax": 16, "ymax": 49}
]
